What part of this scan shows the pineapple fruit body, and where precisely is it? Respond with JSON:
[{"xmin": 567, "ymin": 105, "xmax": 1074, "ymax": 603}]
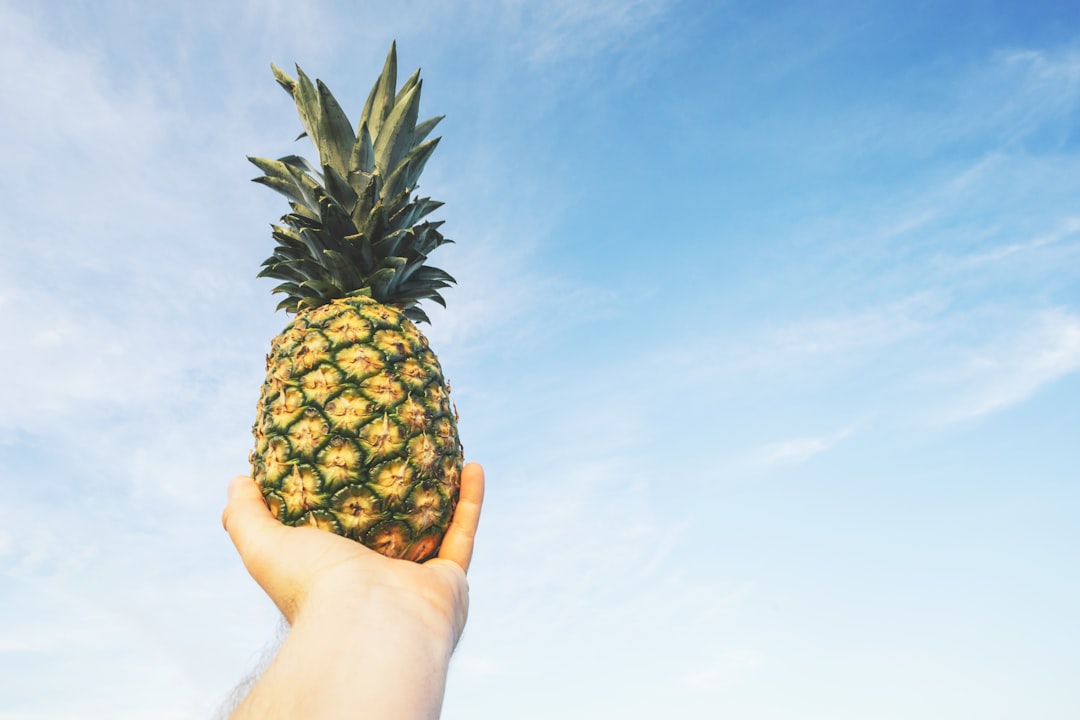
[{"xmin": 252, "ymin": 295, "xmax": 461, "ymax": 562}]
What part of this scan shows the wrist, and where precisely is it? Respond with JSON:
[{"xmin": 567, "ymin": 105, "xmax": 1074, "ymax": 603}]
[{"xmin": 296, "ymin": 571, "xmax": 461, "ymax": 659}]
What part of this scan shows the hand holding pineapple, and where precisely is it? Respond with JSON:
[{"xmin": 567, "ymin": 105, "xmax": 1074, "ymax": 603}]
[{"xmin": 222, "ymin": 462, "xmax": 484, "ymax": 719}]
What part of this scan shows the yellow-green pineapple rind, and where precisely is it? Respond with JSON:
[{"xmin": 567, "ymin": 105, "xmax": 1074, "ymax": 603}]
[{"xmin": 251, "ymin": 295, "xmax": 463, "ymax": 562}]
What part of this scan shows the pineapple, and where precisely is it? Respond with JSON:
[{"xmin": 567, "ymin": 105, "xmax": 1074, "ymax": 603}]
[{"xmin": 248, "ymin": 43, "xmax": 462, "ymax": 562}]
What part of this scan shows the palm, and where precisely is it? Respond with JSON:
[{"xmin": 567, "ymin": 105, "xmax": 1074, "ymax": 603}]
[{"xmin": 223, "ymin": 463, "xmax": 484, "ymax": 630}]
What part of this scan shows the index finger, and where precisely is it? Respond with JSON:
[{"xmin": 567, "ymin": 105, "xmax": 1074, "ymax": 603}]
[{"xmin": 437, "ymin": 462, "xmax": 484, "ymax": 572}]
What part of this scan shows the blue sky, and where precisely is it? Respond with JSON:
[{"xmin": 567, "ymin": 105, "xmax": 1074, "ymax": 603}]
[{"xmin": 1, "ymin": 0, "xmax": 1078, "ymax": 718}]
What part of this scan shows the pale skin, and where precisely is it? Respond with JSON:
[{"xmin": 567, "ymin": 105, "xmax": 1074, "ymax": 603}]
[{"xmin": 221, "ymin": 462, "xmax": 485, "ymax": 720}]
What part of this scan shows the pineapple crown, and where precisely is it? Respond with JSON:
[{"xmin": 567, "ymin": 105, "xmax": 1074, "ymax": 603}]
[{"xmin": 249, "ymin": 42, "xmax": 454, "ymax": 323}]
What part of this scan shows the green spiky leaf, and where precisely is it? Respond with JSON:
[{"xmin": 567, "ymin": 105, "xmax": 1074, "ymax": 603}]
[
  {"xmin": 253, "ymin": 42, "xmax": 454, "ymax": 319},
  {"xmin": 374, "ymin": 81, "xmax": 420, "ymax": 177},
  {"xmin": 315, "ymin": 79, "xmax": 356, "ymax": 176},
  {"xmin": 292, "ymin": 66, "xmax": 323, "ymax": 152},
  {"xmin": 351, "ymin": 122, "xmax": 376, "ymax": 176},
  {"xmin": 363, "ymin": 42, "xmax": 398, "ymax": 139}
]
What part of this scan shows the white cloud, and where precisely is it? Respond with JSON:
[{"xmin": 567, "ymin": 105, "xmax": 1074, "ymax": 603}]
[
  {"xmin": 745, "ymin": 424, "xmax": 856, "ymax": 470},
  {"xmin": 963, "ymin": 216, "xmax": 1080, "ymax": 265},
  {"xmin": 0, "ymin": 6, "xmax": 161, "ymax": 163},
  {"xmin": 769, "ymin": 296, "xmax": 936, "ymax": 359},
  {"xmin": 0, "ymin": 468, "xmax": 282, "ymax": 718},
  {"xmin": 476, "ymin": 458, "xmax": 684, "ymax": 612},
  {"xmin": 939, "ymin": 309, "xmax": 1080, "ymax": 423},
  {"xmin": 500, "ymin": 0, "xmax": 673, "ymax": 65},
  {"xmin": 0, "ymin": 4, "xmax": 273, "ymax": 452},
  {"xmin": 451, "ymin": 447, "xmax": 753, "ymax": 696},
  {"xmin": 881, "ymin": 43, "xmax": 1080, "ymax": 157},
  {"xmin": 681, "ymin": 294, "xmax": 943, "ymax": 385},
  {"xmin": 997, "ymin": 46, "xmax": 1080, "ymax": 133}
]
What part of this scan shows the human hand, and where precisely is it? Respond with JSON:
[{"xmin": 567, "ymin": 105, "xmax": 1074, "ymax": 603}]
[
  {"xmin": 221, "ymin": 463, "xmax": 485, "ymax": 719},
  {"xmin": 223, "ymin": 462, "xmax": 484, "ymax": 643}
]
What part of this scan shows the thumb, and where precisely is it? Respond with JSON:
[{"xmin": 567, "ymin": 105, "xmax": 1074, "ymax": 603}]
[{"xmin": 222, "ymin": 475, "xmax": 285, "ymax": 564}]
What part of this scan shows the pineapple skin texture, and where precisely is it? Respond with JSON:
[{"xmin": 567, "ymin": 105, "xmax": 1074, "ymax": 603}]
[{"xmin": 250, "ymin": 294, "xmax": 462, "ymax": 562}]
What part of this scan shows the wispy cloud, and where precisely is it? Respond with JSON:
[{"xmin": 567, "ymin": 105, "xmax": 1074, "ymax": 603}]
[
  {"xmin": 962, "ymin": 216, "xmax": 1080, "ymax": 265},
  {"xmin": 766, "ymin": 295, "xmax": 937, "ymax": 360},
  {"xmin": 869, "ymin": 43, "xmax": 1080, "ymax": 158},
  {"xmin": 994, "ymin": 46, "xmax": 1080, "ymax": 142},
  {"xmin": 673, "ymin": 294, "xmax": 944, "ymax": 385},
  {"xmin": 938, "ymin": 309, "xmax": 1080, "ymax": 423},
  {"xmin": 498, "ymin": 0, "xmax": 673, "ymax": 65},
  {"xmin": 744, "ymin": 424, "xmax": 857, "ymax": 470}
]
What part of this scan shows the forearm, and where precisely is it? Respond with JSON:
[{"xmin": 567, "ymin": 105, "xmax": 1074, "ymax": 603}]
[{"xmin": 230, "ymin": 585, "xmax": 457, "ymax": 719}]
